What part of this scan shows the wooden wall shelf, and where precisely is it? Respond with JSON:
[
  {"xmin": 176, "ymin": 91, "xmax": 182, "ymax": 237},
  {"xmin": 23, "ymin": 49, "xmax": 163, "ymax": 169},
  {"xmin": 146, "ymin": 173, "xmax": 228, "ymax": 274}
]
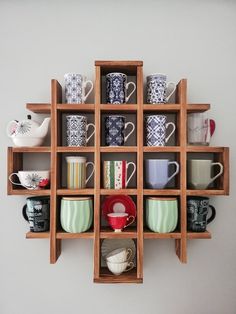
[{"xmin": 7, "ymin": 60, "xmax": 229, "ymax": 284}]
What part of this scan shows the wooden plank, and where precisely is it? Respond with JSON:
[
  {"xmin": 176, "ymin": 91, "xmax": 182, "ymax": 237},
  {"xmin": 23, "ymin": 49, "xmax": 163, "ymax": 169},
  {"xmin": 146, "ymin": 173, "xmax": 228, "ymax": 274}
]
[
  {"xmin": 100, "ymin": 189, "xmax": 137, "ymax": 195},
  {"xmin": 100, "ymin": 104, "xmax": 137, "ymax": 111},
  {"xmin": 143, "ymin": 104, "xmax": 180, "ymax": 112},
  {"xmin": 7, "ymin": 147, "xmax": 13, "ymax": 195},
  {"xmin": 50, "ymin": 79, "xmax": 61, "ymax": 264},
  {"xmin": 26, "ymin": 103, "xmax": 51, "ymax": 113},
  {"xmin": 187, "ymin": 189, "xmax": 227, "ymax": 196},
  {"xmin": 143, "ymin": 146, "xmax": 181, "ymax": 152},
  {"xmin": 95, "ymin": 60, "xmax": 143, "ymax": 67},
  {"xmin": 12, "ymin": 147, "xmax": 51, "ymax": 153},
  {"xmin": 57, "ymin": 104, "xmax": 95, "ymax": 112},
  {"xmin": 9, "ymin": 189, "xmax": 51, "ymax": 196},
  {"xmin": 222, "ymin": 147, "xmax": 230, "ymax": 195},
  {"xmin": 26, "ymin": 232, "xmax": 50, "ymax": 239},
  {"xmin": 186, "ymin": 146, "xmax": 225, "ymax": 153},
  {"xmin": 186, "ymin": 104, "xmax": 210, "ymax": 112},
  {"xmin": 94, "ymin": 268, "xmax": 142, "ymax": 284},
  {"xmin": 144, "ymin": 232, "xmax": 181, "ymax": 239},
  {"xmin": 57, "ymin": 188, "xmax": 95, "ymax": 195},
  {"xmin": 187, "ymin": 231, "xmax": 211, "ymax": 239},
  {"xmin": 57, "ymin": 147, "xmax": 95, "ymax": 153},
  {"xmin": 100, "ymin": 146, "xmax": 137, "ymax": 153},
  {"xmin": 143, "ymin": 189, "xmax": 180, "ymax": 195},
  {"xmin": 56, "ymin": 231, "xmax": 94, "ymax": 239},
  {"xmin": 100, "ymin": 227, "xmax": 137, "ymax": 239}
]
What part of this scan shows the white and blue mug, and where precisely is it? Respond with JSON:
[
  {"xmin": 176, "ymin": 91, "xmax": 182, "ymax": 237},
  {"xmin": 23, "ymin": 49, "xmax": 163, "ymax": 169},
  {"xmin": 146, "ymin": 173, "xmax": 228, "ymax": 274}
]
[
  {"xmin": 106, "ymin": 72, "xmax": 136, "ymax": 104},
  {"xmin": 64, "ymin": 73, "xmax": 93, "ymax": 104},
  {"xmin": 105, "ymin": 115, "xmax": 135, "ymax": 146},
  {"xmin": 146, "ymin": 73, "xmax": 176, "ymax": 104},
  {"xmin": 145, "ymin": 159, "xmax": 180, "ymax": 189},
  {"xmin": 145, "ymin": 115, "xmax": 176, "ymax": 146}
]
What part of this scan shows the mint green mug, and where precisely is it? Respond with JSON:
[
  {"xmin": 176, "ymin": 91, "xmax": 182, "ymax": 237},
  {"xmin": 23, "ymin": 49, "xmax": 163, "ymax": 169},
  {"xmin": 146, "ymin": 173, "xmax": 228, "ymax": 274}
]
[
  {"xmin": 146, "ymin": 197, "xmax": 178, "ymax": 233},
  {"xmin": 60, "ymin": 197, "xmax": 93, "ymax": 233}
]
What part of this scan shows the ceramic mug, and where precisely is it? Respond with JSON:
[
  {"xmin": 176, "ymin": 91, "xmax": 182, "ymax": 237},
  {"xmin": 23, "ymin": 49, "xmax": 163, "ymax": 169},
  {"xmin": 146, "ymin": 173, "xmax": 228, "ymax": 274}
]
[
  {"xmin": 64, "ymin": 73, "xmax": 93, "ymax": 104},
  {"xmin": 188, "ymin": 159, "xmax": 224, "ymax": 189},
  {"xmin": 106, "ymin": 260, "xmax": 134, "ymax": 276},
  {"xmin": 146, "ymin": 73, "xmax": 176, "ymax": 104},
  {"xmin": 22, "ymin": 196, "xmax": 50, "ymax": 232},
  {"xmin": 145, "ymin": 159, "xmax": 179, "ymax": 189},
  {"xmin": 9, "ymin": 170, "xmax": 50, "ymax": 190},
  {"xmin": 104, "ymin": 115, "xmax": 135, "ymax": 146},
  {"xmin": 146, "ymin": 197, "xmax": 178, "ymax": 233},
  {"xmin": 145, "ymin": 115, "xmax": 176, "ymax": 146},
  {"xmin": 107, "ymin": 213, "xmax": 135, "ymax": 232},
  {"xmin": 66, "ymin": 156, "xmax": 95, "ymax": 189},
  {"xmin": 106, "ymin": 247, "xmax": 133, "ymax": 263},
  {"xmin": 60, "ymin": 197, "xmax": 93, "ymax": 233},
  {"xmin": 187, "ymin": 196, "xmax": 216, "ymax": 232},
  {"xmin": 188, "ymin": 112, "xmax": 216, "ymax": 145},
  {"xmin": 103, "ymin": 160, "xmax": 136, "ymax": 189},
  {"xmin": 106, "ymin": 72, "xmax": 136, "ymax": 104},
  {"xmin": 66, "ymin": 115, "xmax": 95, "ymax": 147}
]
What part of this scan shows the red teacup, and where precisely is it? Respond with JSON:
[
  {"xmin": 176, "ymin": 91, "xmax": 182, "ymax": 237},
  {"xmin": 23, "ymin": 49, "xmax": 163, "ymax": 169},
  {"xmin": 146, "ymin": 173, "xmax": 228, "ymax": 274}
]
[{"xmin": 107, "ymin": 213, "xmax": 135, "ymax": 232}]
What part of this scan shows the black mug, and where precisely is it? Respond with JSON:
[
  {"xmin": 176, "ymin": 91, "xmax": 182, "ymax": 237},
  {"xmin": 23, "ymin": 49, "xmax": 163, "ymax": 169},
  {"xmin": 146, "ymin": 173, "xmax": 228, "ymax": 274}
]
[
  {"xmin": 187, "ymin": 196, "xmax": 216, "ymax": 232},
  {"xmin": 22, "ymin": 196, "xmax": 50, "ymax": 232},
  {"xmin": 104, "ymin": 115, "xmax": 135, "ymax": 146}
]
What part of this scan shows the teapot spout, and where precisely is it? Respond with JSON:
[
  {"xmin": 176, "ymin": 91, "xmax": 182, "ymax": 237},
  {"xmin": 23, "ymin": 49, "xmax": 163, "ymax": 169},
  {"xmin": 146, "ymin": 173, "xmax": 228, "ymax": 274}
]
[{"xmin": 36, "ymin": 117, "xmax": 51, "ymax": 138}]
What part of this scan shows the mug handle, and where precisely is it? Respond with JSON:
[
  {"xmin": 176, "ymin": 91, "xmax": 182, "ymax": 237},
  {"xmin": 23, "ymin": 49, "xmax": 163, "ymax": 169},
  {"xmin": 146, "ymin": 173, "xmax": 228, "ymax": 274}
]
[
  {"xmin": 207, "ymin": 205, "xmax": 216, "ymax": 224},
  {"xmin": 209, "ymin": 162, "xmax": 224, "ymax": 185},
  {"xmin": 86, "ymin": 123, "xmax": 95, "ymax": 143},
  {"xmin": 166, "ymin": 82, "xmax": 176, "ymax": 101},
  {"xmin": 165, "ymin": 122, "xmax": 176, "ymax": 143},
  {"xmin": 126, "ymin": 82, "xmax": 136, "ymax": 102},
  {"xmin": 126, "ymin": 248, "xmax": 133, "ymax": 262},
  {"xmin": 83, "ymin": 80, "xmax": 94, "ymax": 102},
  {"xmin": 126, "ymin": 162, "xmax": 136, "ymax": 186},
  {"xmin": 124, "ymin": 122, "xmax": 135, "ymax": 142},
  {"xmin": 124, "ymin": 261, "xmax": 134, "ymax": 272},
  {"xmin": 86, "ymin": 162, "xmax": 95, "ymax": 184},
  {"xmin": 22, "ymin": 204, "xmax": 29, "ymax": 222},
  {"xmin": 9, "ymin": 173, "xmax": 23, "ymax": 187},
  {"xmin": 124, "ymin": 215, "xmax": 135, "ymax": 228},
  {"xmin": 167, "ymin": 161, "xmax": 180, "ymax": 183}
]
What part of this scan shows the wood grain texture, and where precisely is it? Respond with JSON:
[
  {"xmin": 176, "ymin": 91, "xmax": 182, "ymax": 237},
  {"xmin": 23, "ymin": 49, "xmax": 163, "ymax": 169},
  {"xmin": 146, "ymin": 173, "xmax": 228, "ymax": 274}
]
[
  {"xmin": 26, "ymin": 232, "xmax": 50, "ymax": 239},
  {"xmin": 100, "ymin": 189, "xmax": 137, "ymax": 195},
  {"xmin": 186, "ymin": 104, "xmax": 210, "ymax": 112},
  {"xmin": 11, "ymin": 147, "xmax": 51, "ymax": 153},
  {"xmin": 57, "ymin": 147, "xmax": 95, "ymax": 153},
  {"xmin": 57, "ymin": 104, "xmax": 95, "ymax": 112},
  {"xmin": 143, "ymin": 104, "xmax": 180, "ymax": 112},
  {"xmin": 56, "ymin": 231, "xmax": 94, "ymax": 239},
  {"xmin": 187, "ymin": 231, "xmax": 211, "ymax": 239},
  {"xmin": 57, "ymin": 188, "xmax": 95, "ymax": 195},
  {"xmin": 100, "ymin": 104, "xmax": 137, "ymax": 111},
  {"xmin": 100, "ymin": 146, "xmax": 137, "ymax": 152},
  {"xmin": 95, "ymin": 60, "xmax": 143, "ymax": 66},
  {"xmin": 26, "ymin": 103, "xmax": 51, "ymax": 113},
  {"xmin": 144, "ymin": 232, "xmax": 181, "ymax": 239},
  {"xmin": 143, "ymin": 146, "xmax": 181, "ymax": 152}
]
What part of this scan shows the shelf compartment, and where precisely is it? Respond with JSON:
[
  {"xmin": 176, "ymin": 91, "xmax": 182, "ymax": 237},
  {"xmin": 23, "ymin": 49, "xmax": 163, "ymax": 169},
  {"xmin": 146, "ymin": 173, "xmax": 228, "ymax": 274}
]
[
  {"xmin": 100, "ymin": 146, "xmax": 137, "ymax": 152},
  {"xmin": 11, "ymin": 147, "xmax": 51, "ymax": 153},
  {"xmin": 143, "ymin": 189, "xmax": 180, "ymax": 195},
  {"xmin": 143, "ymin": 146, "xmax": 181, "ymax": 152},
  {"xmin": 57, "ymin": 147, "xmax": 95, "ymax": 153},
  {"xmin": 187, "ymin": 231, "xmax": 211, "ymax": 239},
  {"xmin": 187, "ymin": 104, "xmax": 210, "ymax": 112},
  {"xmin": 100, "ymin": 189, "xmax": 138, "ymax": 195},
  {"xmin": 26, "ymin": 103, "xmax": 51, "ymax": 113},
  {"xmin": 100, "ymin": 227, "xmax": 137, "ymax": 239},
  {"xmin": 94, "ymin": 268, "xmax": 142, "ymax": 284},
  {"xmin": 26, "ymin": 232, "xmax": 50, "ymax": 239},
  {"xmin": 100, "ymin": 104, "xmax": 137, "ymax": 112},
  {"xmin": 57, "ymin": 104, "xmax": 95, "ymax": 112},
  {"xmin": 144, "ymin": 231, "xmax": 181, "ymax": 239},
  {"xmin": 56, "ymin": 230, "xmax": 94, "ymax": 239},
  {"xmin": 143, "ymin": 104, "xmax": 180, "ymax": 112},
  {"xmin": 57, "ymin": 188, "xmax": 95, "ymax": 195}
]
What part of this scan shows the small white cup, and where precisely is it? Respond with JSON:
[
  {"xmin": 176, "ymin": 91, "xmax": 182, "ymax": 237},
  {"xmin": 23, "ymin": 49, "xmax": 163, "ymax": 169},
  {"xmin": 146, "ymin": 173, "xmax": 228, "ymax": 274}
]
[
  {"xmin": 9, "ymin": 170, "xmax": 50, "ymax": 190},
  {"xmin": 106, "ymin": 260, "xmax": 134, "ymax": 276},
  {"xmin": 106, "ymin": 247, "xmax": 133, "ymax": 263}
]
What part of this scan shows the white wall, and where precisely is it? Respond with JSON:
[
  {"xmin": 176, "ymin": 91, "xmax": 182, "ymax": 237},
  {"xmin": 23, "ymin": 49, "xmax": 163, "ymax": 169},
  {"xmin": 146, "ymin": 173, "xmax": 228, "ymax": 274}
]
[{"xmin": 1, "ymin": 1, "xmax": 236, "ymax": 313}]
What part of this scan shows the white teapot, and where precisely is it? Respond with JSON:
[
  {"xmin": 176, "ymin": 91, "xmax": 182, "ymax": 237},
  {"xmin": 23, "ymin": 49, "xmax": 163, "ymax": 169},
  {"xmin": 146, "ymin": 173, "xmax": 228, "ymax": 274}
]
[{"xmin": 7, "ymin": 115, "xmax": 51, "ymax": 147}]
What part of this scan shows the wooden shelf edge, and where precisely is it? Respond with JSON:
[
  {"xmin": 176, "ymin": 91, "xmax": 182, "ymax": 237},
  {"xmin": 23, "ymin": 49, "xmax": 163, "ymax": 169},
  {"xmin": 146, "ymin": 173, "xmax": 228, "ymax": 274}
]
[
  {"xmin": 186, "ymin": 146, "xmax": 227, "ymax": 153},
  {"xmin": 8, "ymin": 189, "xmax": 51, "ymax": 196},
  {"xmin": 144, "ymin": 232, "xmax": 181, "ymax": 239},
  {"xmin": 11, "ymin": 146, "xmax": 51, "ymax": 153},
  {"xmin": 143, "ymin": 189, "xmax": 180, "ymax": 195},
  {"xmin": 56, "ymin": 231, "xmax": 94, "ymax": 239},
  {"xmin": 26, "ymin": 231, "xmax": 50, "ymax": 239},
  {"xmin": 143, "ymin": 146, "xmax": 180, "ymax": 152},
  {"xmin": 100, "ymin": 146, "xmax": 137, "ymax": 152},
  {"xmin": 143, "ymin": 104, "xmax": 180, "ymax": 111},
  {"xmin": 95, "ymin": 60, "xmax": 143, "ymax": 66},
  {"xmin": 187, "ymin": 104, "xmax": 210, "ymax": 112},
  {"xmin": 94, "ymin": 277, "xmax": 143, "ymax": 284},
  {"xmin": 100, "ymin": 104, "xmax": 137, "ymax": 111},
  {"xmin": 187, "ymin": 231, "xmax": 211, "ymax": 239},
  {"xmin": 57, "ymin": 104, "xmax": 95, "ymax": 111},
  {"xmin": 187, "ymin": 189, "xmax": 227, "ymax": 196},
  {"xmin": 57, "ymin": 189, "xmax": 95, "ymax": 195},
  {"xmin": 100, "ymin": 230, "xmax": 137, "ymax": 239},
  {"xmin": 100, "ymin": 189, "xmax": 138, "ymax": 195},
  {"xmin": 26, "ymin": 103, "xmax": 51, "ymax": 113},
  {"xmin": 57, "ymin": 147, "xmax": 95, "ymax": 153}
]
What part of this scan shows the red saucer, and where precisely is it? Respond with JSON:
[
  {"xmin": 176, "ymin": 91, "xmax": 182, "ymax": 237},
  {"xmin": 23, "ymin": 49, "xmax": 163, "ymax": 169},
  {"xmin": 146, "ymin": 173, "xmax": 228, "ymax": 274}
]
[{"xmin": 102, "ymin": 195, "xmax": 136, "ymax": 221}]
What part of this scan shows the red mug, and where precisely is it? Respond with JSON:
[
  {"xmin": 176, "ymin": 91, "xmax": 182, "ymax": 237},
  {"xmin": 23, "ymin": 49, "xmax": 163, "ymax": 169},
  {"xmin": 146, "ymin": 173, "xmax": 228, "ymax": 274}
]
[{"xmin": 107, "ymin": 213, "xmax": 135, "ymax": 232}]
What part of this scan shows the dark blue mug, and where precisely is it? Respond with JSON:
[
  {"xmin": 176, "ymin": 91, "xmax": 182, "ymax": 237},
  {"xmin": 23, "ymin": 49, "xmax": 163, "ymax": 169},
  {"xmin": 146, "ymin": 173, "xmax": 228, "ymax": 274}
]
[{"xmin": 104, "ymin": 115, "xmax": 135, "ymax": 146}]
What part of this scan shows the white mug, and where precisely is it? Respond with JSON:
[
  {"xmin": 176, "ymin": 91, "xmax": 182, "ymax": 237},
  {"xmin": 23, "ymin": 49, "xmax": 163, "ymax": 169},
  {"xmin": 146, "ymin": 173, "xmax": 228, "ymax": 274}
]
[
  {"xmin": 64, "ymin": 73, "xmax": 93, "ymax": 104},
  {"xmin": 106, "ymin": 260, "xmax": 134, "ymax": 276},
  {"xmin": 106, "ymin": 247, "xmax": 133, "ymax": 263},
  {"xmin": 9, "ymin": 171, "xmax": 50, "ymax": 190}
]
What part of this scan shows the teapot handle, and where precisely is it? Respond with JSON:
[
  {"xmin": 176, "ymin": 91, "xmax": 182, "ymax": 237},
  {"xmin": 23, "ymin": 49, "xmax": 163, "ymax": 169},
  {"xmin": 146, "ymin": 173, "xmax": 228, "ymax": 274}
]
[{"xmin": 6, "ymin": 120, "xmax": 19, "ymax": 137}]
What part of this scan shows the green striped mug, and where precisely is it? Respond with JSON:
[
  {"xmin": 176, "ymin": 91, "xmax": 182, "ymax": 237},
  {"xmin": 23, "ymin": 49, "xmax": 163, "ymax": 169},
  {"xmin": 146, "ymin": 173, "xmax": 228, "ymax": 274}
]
[
  {"xmin": 60, "ymin": 197, "xmax": 93, "ymax": 233},
  {"xmin": 66, "ymin": 156, "xmax": 94, "ymax": 189},
  {"xmin": 146, "ymin": 197, "xmax": 178, "ymax": 233}
]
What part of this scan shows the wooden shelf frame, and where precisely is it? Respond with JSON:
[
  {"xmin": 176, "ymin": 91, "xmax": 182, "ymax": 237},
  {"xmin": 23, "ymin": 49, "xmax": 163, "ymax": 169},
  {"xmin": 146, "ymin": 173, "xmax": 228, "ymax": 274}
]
[{"xmin": 7, "ymin": 60, "xmax": 230, "ymax": 284}]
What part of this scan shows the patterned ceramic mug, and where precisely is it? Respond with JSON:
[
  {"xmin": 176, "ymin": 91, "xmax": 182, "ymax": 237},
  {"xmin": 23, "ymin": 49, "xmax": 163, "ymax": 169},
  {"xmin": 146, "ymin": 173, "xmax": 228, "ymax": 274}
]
[
  {"xmin": 146, "ymin": 73, "xmax": 176, "ymax": 104},
  {"xmin": 66, "ymin": 115, "xmax": 95, "ymax": 147},
  {"xmin": 105, "ymin": 115, "xmax": 135, "ymax": 146},
  {"xmin": 9, "ymin": 170, "xmax": 50, "ymax": 190},
  {"xmin": 145, "ymin": 115, "xmax": 176, "ymax": 146},
  {"xmin": 106, "ymin": 72, "xmax": 136, "ymax": 104},
  {"xmin": 103, "ymin": 160, "xmax": 136, "ymax": 189},
  {"xmin": 187, "ymin": 196, "xmax": 216, "ymax": 232},
  {"xmin": 66, "ymin": 156, "xmax": 95, "ymax": 189},
  {"xmin": 64, "ymin": 73, "xmax": 93, "ymax": 104}
]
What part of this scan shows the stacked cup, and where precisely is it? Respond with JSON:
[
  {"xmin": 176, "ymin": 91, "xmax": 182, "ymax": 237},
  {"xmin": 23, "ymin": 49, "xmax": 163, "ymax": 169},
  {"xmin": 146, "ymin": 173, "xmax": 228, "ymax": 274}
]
[{"xmin": 105, "ymin": 247, "xmax": 134, "ymax": 276}]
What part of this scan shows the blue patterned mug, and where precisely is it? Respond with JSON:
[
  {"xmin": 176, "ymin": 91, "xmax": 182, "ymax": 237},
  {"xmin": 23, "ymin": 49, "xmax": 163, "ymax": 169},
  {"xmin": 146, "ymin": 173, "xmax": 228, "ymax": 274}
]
[
  {"xmin": 146, "ymin": 73, "xmax": 176, "ymax": 104},
  {"xmin": 104, "ymin": 115, "xmax": 135, "ymax": 146},
  {"xmin": 106, "ymin": 72, "xmax": 136, "ymax": 104}
]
